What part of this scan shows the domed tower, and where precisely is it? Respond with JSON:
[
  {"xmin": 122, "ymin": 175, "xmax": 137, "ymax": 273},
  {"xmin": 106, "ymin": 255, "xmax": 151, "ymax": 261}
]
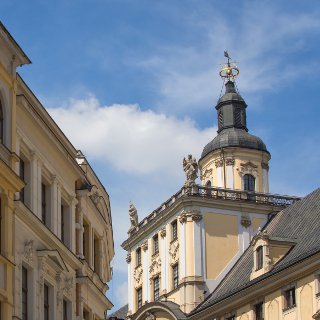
[{"xmin": 199, "ymin": 53, "xmax": 270, "ymax": 193}]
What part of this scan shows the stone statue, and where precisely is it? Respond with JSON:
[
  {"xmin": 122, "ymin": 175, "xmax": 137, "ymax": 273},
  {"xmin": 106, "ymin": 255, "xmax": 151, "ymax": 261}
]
[
  {"xmin": 128, "ymin": 201, "xmax": 138, "ymax": 231},
  {"xmin": 183, "ymin": 154, "xmax": 198, "ymax": 186}
]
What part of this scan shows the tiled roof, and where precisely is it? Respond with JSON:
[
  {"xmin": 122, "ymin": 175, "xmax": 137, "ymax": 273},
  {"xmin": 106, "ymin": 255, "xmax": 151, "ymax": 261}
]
[
  {"xmin": 193, "ymin": 188, "xmax": 320, "ymax": 314},
  {"xmin": 108, "ymin": 304, "xmax": 128, "ymax": 319}
]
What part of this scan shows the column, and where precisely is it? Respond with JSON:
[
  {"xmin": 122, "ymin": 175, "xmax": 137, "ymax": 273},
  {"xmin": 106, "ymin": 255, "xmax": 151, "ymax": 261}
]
[
  {"xmin": 29, "ymin": 151, "xmax": 39, "ymax": 215},
  {"xmin": 160, "ymin": 228, "xmax": 167, "ymax": 294},
  {"xmin": 142, "ymin": 241, "xmax": 149, "ymax": 302},
  {"xmin": 126, "ymin": 253, "xmax": 133, "ymax": 313},
  {"xmin": 179, "ymin": 217, "xmax": 186, "ymax": 279},
  {"xmin": 75, "ymin": 198, "xmax": 84, "ymax": 259},
  {"xmin": 225, "ymin": 158, "xmax": 235, "ymax": 189},
  {"xmin": 215, "ymin": 159, "xmax": 224, "ymax": 188},
  {"xmin": 193, "ymin": 214, "xmax": 203, "ymax": 276},
  {"xmin": 70, "ymin": 196, "xmax": 77, "ymax": 253},
  {"xmin": 262, "ymin": 163, "xmax": 269, "ymax": 193}
]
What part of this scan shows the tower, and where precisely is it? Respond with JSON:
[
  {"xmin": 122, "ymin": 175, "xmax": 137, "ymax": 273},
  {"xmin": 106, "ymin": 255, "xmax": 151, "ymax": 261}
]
[{"xmin": 199, "ymin": 54, "xmax": 270, "ymax": 193}]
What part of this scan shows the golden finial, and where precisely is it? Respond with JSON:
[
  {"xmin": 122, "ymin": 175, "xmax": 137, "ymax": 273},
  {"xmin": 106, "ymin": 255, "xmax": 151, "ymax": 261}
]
[{"xmin": 219, "ymin": 51, "xmax": 239, "ymax": 81}]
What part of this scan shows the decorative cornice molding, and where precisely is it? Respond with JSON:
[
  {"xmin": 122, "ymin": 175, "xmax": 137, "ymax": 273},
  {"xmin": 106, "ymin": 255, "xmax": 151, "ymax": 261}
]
[{"xmin": 179, "ymin": 208, "xmax": 202, "ymax": 224}]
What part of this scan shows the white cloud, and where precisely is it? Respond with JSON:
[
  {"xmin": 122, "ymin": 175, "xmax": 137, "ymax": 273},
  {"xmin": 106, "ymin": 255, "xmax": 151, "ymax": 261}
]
[
  {"xmin": 48, "ymin": 97, "xmax": 216, "ymax": 176},
  {"xmin": 137, "ymin": 5, "xmax": 320, "ymax": 113}
]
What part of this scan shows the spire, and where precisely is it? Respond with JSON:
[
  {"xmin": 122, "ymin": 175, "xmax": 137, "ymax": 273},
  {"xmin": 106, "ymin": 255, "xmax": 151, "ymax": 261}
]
[{"xmin": 216, "ymin": 52, "xmax": 247, "ymax": 133}]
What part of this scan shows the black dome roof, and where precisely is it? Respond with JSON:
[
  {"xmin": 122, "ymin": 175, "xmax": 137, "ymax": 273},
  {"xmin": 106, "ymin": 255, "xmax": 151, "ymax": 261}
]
[{"xmin": 201, "ymin": 127, "xmax": 269, "ymax": 159}]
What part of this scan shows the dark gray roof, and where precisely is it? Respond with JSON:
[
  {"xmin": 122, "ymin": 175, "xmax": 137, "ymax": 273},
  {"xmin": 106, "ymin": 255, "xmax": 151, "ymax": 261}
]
[
  {"xmin": 201, "ymin": 127, "xmax": 269, "ymax": 159},
  {"xmin": 108, "ymin": 304, "xmax": 128, "ymax": 319},
  {"xmin": 193, "ymin": 188, "xmax": 320, "ymax": 314}
]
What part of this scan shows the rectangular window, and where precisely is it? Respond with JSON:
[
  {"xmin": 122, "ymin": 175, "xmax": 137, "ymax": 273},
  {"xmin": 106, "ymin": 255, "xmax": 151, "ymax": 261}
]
[
  {"xmin": 226, "ymin": 316, "xmax": 235, "ymax": 320},
  {"xmin": 254, "ymin": 302, "xmax": 264, "ymax": 320},
  {"xmin": 153, "ymin": 276, "xmax": 160, "ymax": 301},
  {"xmin": 137, "ymin": 287, "xmax": 142, "ymax": 309},
  {"xmin": 20, "ymin": 159, "xmax": 25, "ymax": 203},
  {"xmin": 171, "ymin": 220, "xmax": 177, "ymax": 240},
  {"xmin": 44, "ymin": 284, "xmax": 49, "ymax": 320},
  {"xmin": 61, "ymin": 204, "xmax": 65, "ymax": 244},
  {"xmin": 63, "ymin": 299, "xmax": 68, "ymax": 320},
  {"xmin": 22, "ymin": 266, "xmax": 28, "ymax": 320},
  {"xmin": 136, "ymin": 247, "xmax": 141, "ymax": 267},
  {"xmin": 284, "ymin": 287, "xmax": 296, "ymax": 310},
  {"xmin": 153, "ymin": 234, "xmax": 159, "ymax": 255},
  {"xmin": 173, "ymin": 263, "xmax": 179, "ymax": 289},
  {"xmin": 83, "ymin": 220, "xmax": 89, "ymax": 262},
  {"xmin": 41, "ymin": 183, "xmax": 47, "ymax": 225},
  {"xmin": 94, "ymin": 234, "xmax": 100, "ymax": 275}
]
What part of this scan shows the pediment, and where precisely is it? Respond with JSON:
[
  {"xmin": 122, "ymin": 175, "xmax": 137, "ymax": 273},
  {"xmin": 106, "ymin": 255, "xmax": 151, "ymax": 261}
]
[{"xmin": 37, "ymin": 249, "xmax": 68, "ymax": 272}]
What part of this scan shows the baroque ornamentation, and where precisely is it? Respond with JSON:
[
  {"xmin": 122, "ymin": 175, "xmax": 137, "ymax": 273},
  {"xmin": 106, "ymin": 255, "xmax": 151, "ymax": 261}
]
[
  {"xmin": 261, "ymin": 162, "xmax": 269, "ymax": 170},
  {"xmin": 179, "ymin": 208, "xmax": 202, "ymax": 224},
  {"xmin": 149, "ymin": 255, "xmax": 161, "ymax": 276},
  {"xmin": 183, "ymin": 154, "xmax": 198, "ymax": 187},
  {"xmin": 126, "ymin": 253, "xmax": 132, "ymax": 263},
  {"xmin": 145, "ymin": 312, "xmax": 156, "ymax": 320},
  {"xmin": 240, "ymin": 216, "xmax": 252, "ymax": 228},
  {"xmin": 23, "ymin": 240, "xmax": 34, "ymax": 264},
  {"xmin": 214, "ymin": 158, "xmax": 224, "ymax": 168},
  {"xmin": 239, "ymin": 161, "xmax": 258, "ymax": 175},
  {"xmin": 133, "ymin": 266, "xmax": 143, "ymax": 287},
  {"xmin": 200, "ymin": 168, "xmax": 212, "ymax": 180},
  {"xmin": 225, "ymin": 158, "xmax": 235, "ymax": 166},
  {"xmin": 142, "ymin": 241, "xmax": 148, "ymax": 251},
  {"xmin": 64, "ymin": 276, "xmax": 73, "ymax": 295},
  {"xmin": 160, "ymin": 228, "xmax": 166, "ymax": 238},
  {"xmin": 169, "ymin": 241, "xmax": 179, "ymax": 262}
]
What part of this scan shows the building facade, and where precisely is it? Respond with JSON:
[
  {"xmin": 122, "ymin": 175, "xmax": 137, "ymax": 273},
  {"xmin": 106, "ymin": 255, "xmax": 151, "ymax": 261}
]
[
  {"xmin": 119, "ymin": 58, "xmax": 314, "ymax": 320},
  {"xmin": 0, "ymin": 22, "xmax": 114, "ymax": 320}
]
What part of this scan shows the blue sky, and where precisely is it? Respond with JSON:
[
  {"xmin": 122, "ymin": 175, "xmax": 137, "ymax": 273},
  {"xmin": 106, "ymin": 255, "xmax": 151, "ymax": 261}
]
[{"xmin": 2, "ymin": 0, "xmax": 320, "ymax": 312}]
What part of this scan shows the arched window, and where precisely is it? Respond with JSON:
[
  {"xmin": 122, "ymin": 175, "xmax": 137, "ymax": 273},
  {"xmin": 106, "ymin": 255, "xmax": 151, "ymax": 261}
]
[
  {"xmin": 256, "ymin": 246, "xmax": 263, "ymax": 270},
  {"xmin": 244, "ymin": 174, "xmax": 255, "ymax": 192},
  {"xmin": 0, "ymin": 101, "xmax": 3, "ymax": 143}
]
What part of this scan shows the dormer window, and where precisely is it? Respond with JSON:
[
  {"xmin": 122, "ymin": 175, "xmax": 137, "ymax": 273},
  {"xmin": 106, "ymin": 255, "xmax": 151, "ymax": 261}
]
[{"xmin": 256, "ymin": 246, "xmax": 263, "ymax": 270}]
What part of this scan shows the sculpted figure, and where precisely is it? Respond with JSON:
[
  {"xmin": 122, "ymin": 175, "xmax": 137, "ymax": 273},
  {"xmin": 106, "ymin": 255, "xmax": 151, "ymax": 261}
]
[
  {"xmin": 128, "ymin": 201, "xmax": 138, "ymax": 230},
  {"xmin": 183, "ymin": 154, "xmax": 198, "ymax": 186}
]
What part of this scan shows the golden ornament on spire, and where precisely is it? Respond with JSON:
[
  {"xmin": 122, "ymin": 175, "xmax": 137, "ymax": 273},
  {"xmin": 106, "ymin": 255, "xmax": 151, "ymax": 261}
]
[{"xmin": 219, "ymin": 50, "xmax": 239, "ymax": 81}]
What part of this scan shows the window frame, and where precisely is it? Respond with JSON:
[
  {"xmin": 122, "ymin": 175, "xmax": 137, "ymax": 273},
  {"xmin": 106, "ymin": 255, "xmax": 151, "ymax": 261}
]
[
  {"xmin": 244, "ymin": 174, "xmax": 255, "ymax": 192},
  {"xmin": 153, "ymin": 234, "xmax": 159, "ymax": 255},
  {"xmin": 283, "ymin": 287, "xmax": 296, "ymax": 311},
  {"xmin": 136, "ymin": 247, "xmax": 142, "ymax": 267},
  {"xmin": 137, "ymin": 287, "xmax": 142, "ymax": 309},
  {"xmin": 153, "ymin": 276, "xmax": 160, "ymax": 301},
  {"xmin": 173, "ymin": 263, "xmax": 179, "ymax": 290},
  {"xmin": 256, "ymin": 246, "xmax": 263, "ymax": 270},
  {"xmin": 254, "ymin": 301, "xmax": 264, "ymax": 320},
  {"xmin": 171, "ymin": 220, "xmax": 178, "ymax": 241},
  {"xmin": 43, "ymin": 283, "xmax": 50, "ymax": 320},
  {"xmin": 22, "ymin": 266, "xmax": 28, "ymax": 320},
  {"xmin": 41, "ymin": 183, "xmax": 47, "ymax": 225}
]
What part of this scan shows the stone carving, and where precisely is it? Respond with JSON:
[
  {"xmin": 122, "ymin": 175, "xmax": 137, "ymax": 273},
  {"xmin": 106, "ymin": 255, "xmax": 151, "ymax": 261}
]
[
  {"xmin": 128, "ymin": 201, "xmax": 138, "ymax": 232},
  {"xmin": 179, "ymin": 208, "xmax": 202, "ymax": 224},
  {"xmin": 214, "ymin": 158, "xmax": 224, "ymax": 168},
  {"xmin": 145, "ymin": 312, "xmax": 156, "ymax": 320},
  {"xmin": 23, "ymin": 240, "xmax": 34, "ymax": 264},
  {"xmin": 160, "ymin": 228, "xmax": 166, "ymax": 238},
  {"xmin": 64, "ymin": 276, "xmax": 73, "ymax": 295},
  {"xmin": 239, "ymin": 161, "xmax": 258, "ymax": 175},
  {"xmin": 261, "ymin": 162, "xmax": 269, "ymax": 170},
  {"xmin": 200, "ymin": 168, "xmax": 212, "ymax": 180},
  {"xmin": 169, "ymin": 241, "xmax": 179, "ymax": 262},
  {"xmin": 241, "ymin": 216, "xmax": 252, "ymax": 228},
  {"xmin": 126, "ymin": 253, "xmax": 132, "ymax": 263},
  {"xmin": 142, "ymin": 241, "xmax": 148, "ymax": 251},
  {"xmin": 134, "ymin": 266, "xmax": 143, "ymax": 287},
  {"xmin": 149, "ymin": 255, "xmax": 161, "ymax": 276},
  {"xmin": 183, "ymin": 154, "xmax": 198, "ymax": 187},
  {"xmin": 226, "ymin": 158, "xmax": 235, "ymax": 166}
]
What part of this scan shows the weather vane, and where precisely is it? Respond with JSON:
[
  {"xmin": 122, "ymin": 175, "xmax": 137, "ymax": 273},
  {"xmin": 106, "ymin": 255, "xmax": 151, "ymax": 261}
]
[{"xmin": 219, "ymin": 50, "xmax": 239, "ymax": 81}]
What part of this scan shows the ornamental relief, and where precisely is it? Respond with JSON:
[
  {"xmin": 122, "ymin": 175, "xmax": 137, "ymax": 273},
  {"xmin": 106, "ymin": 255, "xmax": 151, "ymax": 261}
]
[
  {"xmin": 23, "ymin": 240, "xmax": 34, "ymax": 265},
  {"xmin": 179, "ymin": 208, "xmax": 202, "ymax": 224},
  {"xmin": 149, "ymin": 255, "xmax": 161, "ymax": 277},
  {"xmin": 169, "ymin": 241, "xmax": 179, "ymax": 263},
  {"xmin": 238, "ymin": 161, "xmax": 258, "ymax": 176},
  {"xmin": 134, "ymin": 265, "xmax": 143, "ymax": 288},
  {"xmin": 200, "ymin": 168, "xmax": 212, "ymax": 180}
]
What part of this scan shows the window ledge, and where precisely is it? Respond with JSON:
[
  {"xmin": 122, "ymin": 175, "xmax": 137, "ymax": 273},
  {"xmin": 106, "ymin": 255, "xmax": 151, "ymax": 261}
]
[{"xmin": 283, "ymin": 304, "xmax": 296, "ymax": 313}]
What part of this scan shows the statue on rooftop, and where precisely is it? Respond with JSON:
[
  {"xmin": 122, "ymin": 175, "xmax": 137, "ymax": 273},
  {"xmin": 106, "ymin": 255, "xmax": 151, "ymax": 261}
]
[
  {"xmin": 128, "ymin": 201, "xmax": 138, "ymax": 231},
  {"xmin": 183, "ymin": 154, "xmax": 198, "ymax": 187}
]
